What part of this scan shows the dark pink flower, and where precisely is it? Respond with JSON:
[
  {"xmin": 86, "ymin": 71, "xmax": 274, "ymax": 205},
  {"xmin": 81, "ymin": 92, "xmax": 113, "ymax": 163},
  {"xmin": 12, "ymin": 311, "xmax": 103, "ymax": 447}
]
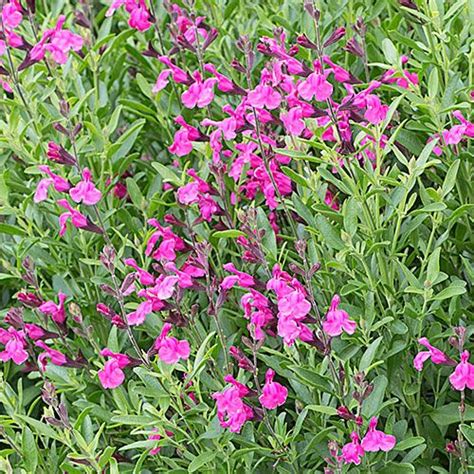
[
  {"xmin": 247, "ymin": 84, "xmax": 282, "ymax": 110},
  {"xmin": 124, "ymin": 257, "xmax": 154, "ymax": 286},
  {"xmin": 181, "ymin": 72, "xmax": 217, "ymax": 109},
  {"xmin": 259, "ymin": 369, "xmax": 288, "ymax": 409},
  {"xmin": 57, "ymin": 199, "xmax": 88, "ymax": 236}
]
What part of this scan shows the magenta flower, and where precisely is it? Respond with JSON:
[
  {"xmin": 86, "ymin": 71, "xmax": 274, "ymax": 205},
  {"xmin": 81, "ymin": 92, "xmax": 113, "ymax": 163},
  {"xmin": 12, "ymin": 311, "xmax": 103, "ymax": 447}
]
[
  {"xmin": 46, "ymin": 141, "xmax": 76, "ymax": 166},
  {"xmin": 364, "ymin": 94, "xmax": 388, "ymax": 125},
  {"xmin": 34, "ymin": 165, "xmax": 70, "ymax": 203},
  {"xmin": 221, "ymin": 263, "xmax": 255, "ymax": 290},
  {"xmin": 153, "ymin": 323, "xmax": 190, "ymax": 364},
  {"xmin": 449, "ymin": 351, "xmax": 474, "ymax": 391},
  {"xmin": 361, "ymin": 417, "xmax": 396, "ymax": 452},
  {"xmin": 324, "ymin": 189, "xmax": 340, "ymax": 211},
  {"xmin": 69, "ymin": 168, "xmax": 102, "ymax": 205},
  {"xmin": 247, "ymin": 84, "xmax": 282, "ymax": 110},
  {"xmin": 259, "ymin": 369, "xmax": 288, "ymax": 410},
  {"xmin": 127, "ymin": 300, "xmax": 153, "ymax": 326},
  {"xmin": 2, "ymin": 2, "xmax": 23, "ymax": 30},
  {"xmin": 146, "ymin": 219, "xmax": 186, "ymax": 261},
  {"xmin": 30, "ymin": 16, "xmax": 83, "ymax": 65},
  {"xmin": 124, "ymin": 257, "xmax": 154, "ymax": 286},
  {"xmin": 98, "ymin": 349, "xmax": 131, "ymax": 389},
  {"xmin": 298, "ymin": 72, "xmax": 333, "ymax": 102},
  {"xmin": 39, "ymin": 291, "xmax": 67, "ymax": 324},
  {"xmin": 35, "ymin": 341, "xmax": 67, "ymax": 371},
  {"xmin": 0, "ymin": 327, "xmax": 28, "ymax": 365},
  {"xmin": 106, "ymin": 0, "xmax": 151, "ymax": 32},
  {"xmin": 280, "ymin": 107, "xmax": 305, "ymax": 135},
  {"xmin": 212, "ymin": 375, "xmax": 253, "ymax": 433},
  {"xmin": 413, "ymin": 337, "xmax": 453, "ymax": 371},
  {"xmin": 181, "ymin": 72, "xmax": 217, "ymax": 109},
  {"xmin": 342, "ymin": 432, "xmax": 365, "ymax": 465},
  {"xmin": 322, "ymin": 295, "xmax": 356, "ymax": 337}
]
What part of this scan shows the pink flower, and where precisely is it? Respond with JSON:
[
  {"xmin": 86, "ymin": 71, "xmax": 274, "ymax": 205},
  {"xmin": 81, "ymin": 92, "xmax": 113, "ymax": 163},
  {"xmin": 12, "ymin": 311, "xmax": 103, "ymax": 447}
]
[
  {"xmin": 247, "ymin": 84, "xmax": 282, "ymax": 110},
  {"xmin": 2, "ymin": 2, "xmax": 23, "ymax": 30},
  {"xmin": 39, "ymin": 291, "xmax": 67, "ymax": 324},
  {"xmin": 46, "ymin": 141, "xmax": 76, "ymax": 165},
  {"xmin": 98, "ymin": 349, "xmax": 131, "ymax": 389},
  {"xmin": 127, "ymin": 300, "xmax": 153, "ymax": 326},
  {"xmin": 449, "ymin": 351, "xmax": 474, "ymax": 391},
  {"xmin": 69, "ymin": 168, "xmax": 102, "ymax": 205},
  {"xmin": 154, "ymin": 323, "xmax": 190, "ymax": 364},
  {"xmin": 280, "ymin": 107, "xmax": 305, "ymax": 135},
  {"xmin": 325, "ymin": 189, "xmax": 340, "ymax": 210},
  {"xmin": 259, "ymin": 369, "xmax": 288, "ymax": 409},
  {"xmin": 124, "ymin": 257, "xmax": 154, "ymax": 285},
  {"xmin": 34, "ymin": 165, "xmax": 70, "ymax": 202},
  {"xmin": 221, "ymin": 263, "xmax": 255, "ymax": 290},
  {"xmin": 128, "ymin": 1, "xmax": 151, "ymax": 31},
  {"xmin": 30, "ymin": 16, "xmax": 83, "ymax": 65},
  {"xmin": 145, "ymin": 220, "xmax": 186, "ymax": 261},
  {"xmin": 35, "ymin": 340, "xmax": 67, "ymax": 371},
  {"xmin": 364, "ymin": 94, "xmax": 388, "ymax": 125},
  {"xmin": 361, "ymin": 417, "xmax": 396, "ymax": 452},
  {"xmin": 148, "ymin": 429, "xmax": 173, "ymax": 455},
  {"xmin": 181, "ymin": 72, "xmax": 217, "ymax": 109},
  {"xmin": 298, "ymin": 72, "xmax": 333, "ymax": 102},
  {"xmin": 57, "ymin": 199, "xmax": 88, "ymax": 236},
  {"xmin": 342, "ymin": 432, "xmax": 365, "ymax": 465},
  {"xmin": 212, "ymin": 375, "xmax": 253, "ymax": 433},
  {"xmin": 169, "ymin": 128, "xmax": 193, "ymax": 156},
  {"xmin": 322, "ymin": 295, "xmax": 356, "ymax": 337},
  {"xmin": 413, "ymin": 337, "xmax": 453, "ymax": 371},
  {"xmin": 0, "ymin": 327, "xmax": 28, "ymax": 365}
]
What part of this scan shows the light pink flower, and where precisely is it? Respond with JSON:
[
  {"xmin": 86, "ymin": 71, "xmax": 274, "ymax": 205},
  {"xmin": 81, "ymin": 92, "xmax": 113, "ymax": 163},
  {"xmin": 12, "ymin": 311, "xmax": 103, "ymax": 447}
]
[
  {"xmin": 322, "ymin": 295, "xmax": 356, "ymax": 337},
  {"xmin": 259, "ymin": 369, "xmax": 288, "ymax": 409},
  {"xmin": 413, "ymin": 337, "xmax": 453, "ymax": 371},
  {"xmin": 342, "ymin": 432, "xmax": 365, "ymax": 465},
  {"xmin": 98, "ymin": 348, "xmax": 131, "ymax": 389},
  {"xmin": 449, "ymin": 351, "xmax": 474, "ymax": 391},
  {"xmin": 69, "ymin": 168, "xmax": 102, "ymax": 205},
  {"xmin": 0, "ymin": 327, "xmax": 28, "ymax": 365},
  {"xmin": 298, "ymin": 72, "xmax": 333, "ymax": 102},
  {"xmin": 39, "ymin": 291, "xmax": 67, "ymax": 324},
  {"xmin": 154, "ymin": 323, "xmax": 190, "ymax": 364},
  {"xmin": 361, "ymin": 417, "xmax": 396, "ymax": 452}
]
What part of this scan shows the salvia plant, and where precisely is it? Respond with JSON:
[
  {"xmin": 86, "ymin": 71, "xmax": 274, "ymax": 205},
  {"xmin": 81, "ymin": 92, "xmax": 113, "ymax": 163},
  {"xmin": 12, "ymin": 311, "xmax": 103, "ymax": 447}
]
[{"xmin": 0, "ymin": 0, "xmax": 472, "ymax": 472}]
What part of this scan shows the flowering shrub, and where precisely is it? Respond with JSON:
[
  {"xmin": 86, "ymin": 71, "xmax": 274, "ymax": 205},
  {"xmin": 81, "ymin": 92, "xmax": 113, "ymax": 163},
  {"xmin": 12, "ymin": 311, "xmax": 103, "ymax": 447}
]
[{"xmin": 0, "ymin": 0, "xmax": 473, "ymax": 472}]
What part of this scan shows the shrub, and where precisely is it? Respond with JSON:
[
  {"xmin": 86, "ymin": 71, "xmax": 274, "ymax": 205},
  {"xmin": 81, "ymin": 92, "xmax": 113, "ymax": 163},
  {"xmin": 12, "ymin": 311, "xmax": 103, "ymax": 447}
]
[{"xmin": 0, "ymin": 0, "xmax": 472, "ymax": 472}]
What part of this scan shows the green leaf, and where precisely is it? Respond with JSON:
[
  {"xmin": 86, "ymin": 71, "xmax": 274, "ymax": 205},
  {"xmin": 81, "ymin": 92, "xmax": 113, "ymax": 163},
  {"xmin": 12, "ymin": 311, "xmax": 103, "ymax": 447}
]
[
  {"xmin": 308, "ymin": 215, "xmax": 344, "ymax": 250},
  {"xmin": 212, "ymin": 230, "xmax": 246, "ymax": 239},
  {"xmin": 379, "ymin": 462, "xmax": 415, "ymax": 473},
  {"xmin": 0, "ymin": 223, "xmax": 26, "ymax": 236},
  {"xmin": 188, "ymin": 451, "xmax": 216, "ymax": 472},
  {"xmin": 108, "ymin": 119, "xmax": 145, "ymax": 162},
  {"xmin": 151, "ymin": 162, "xmax": 183, "ymax": 186},
  {"xmin": 125, "ymin": 178, "xmax": 144, "ymax": 208},
  {"xmin": 442, "ymin": 160, "xmax": 460, "ymax": 197},
  {"xmin": 362, "ymin": 375, "xmax": 387, "ymax": 418},
  {"xmin": 460, "ymin": 424, "xmax": 474, "ymax": 445},
  {"xmin": 306, "ymin": 405, "xmax": 338, "ymax": 416},
  {"xmin": 359, "ymin": 337, "xmax": 383, "ymax": 372},
  {"xmin": 430, "ymin": 403, "xmax": 474, "ymax": 425},
  {"xmin": 382, "ymin": 38, "xmax": 398, "ymax": 64},
  {"xmin": 395, "ymin": 436, "xmax": 425, "ymax": 451},
  {"xmin": 432, "ymin": 281, "xmax": 466, "ymax": 300},
  {"xmin": 22, "ymin": 427, "xmax": 38, "ymax": 472}
]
